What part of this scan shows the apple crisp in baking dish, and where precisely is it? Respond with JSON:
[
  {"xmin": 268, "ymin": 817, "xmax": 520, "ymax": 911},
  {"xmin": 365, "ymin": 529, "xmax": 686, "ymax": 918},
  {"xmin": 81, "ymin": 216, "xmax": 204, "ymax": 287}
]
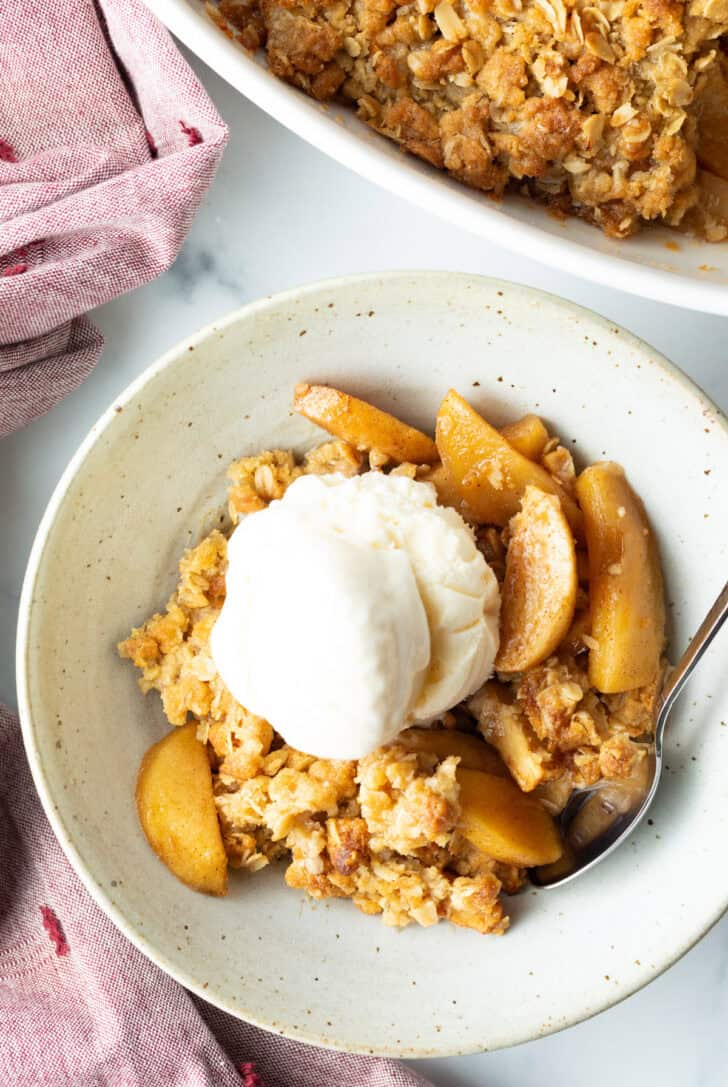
[
  {"xmin": 119, "ymin": 385, "xmax": 667, "ymax": 935},
  {"xmin": 207, "ymin": 0, "xmax": 728, "ymax": 240}
]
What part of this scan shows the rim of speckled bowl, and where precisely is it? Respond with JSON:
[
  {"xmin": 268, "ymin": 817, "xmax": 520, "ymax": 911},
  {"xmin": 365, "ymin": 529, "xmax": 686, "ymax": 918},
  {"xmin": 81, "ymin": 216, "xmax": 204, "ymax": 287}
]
[{"xmin": 16, "ymin": 271, "xmax": 728, "ymax": 1057}]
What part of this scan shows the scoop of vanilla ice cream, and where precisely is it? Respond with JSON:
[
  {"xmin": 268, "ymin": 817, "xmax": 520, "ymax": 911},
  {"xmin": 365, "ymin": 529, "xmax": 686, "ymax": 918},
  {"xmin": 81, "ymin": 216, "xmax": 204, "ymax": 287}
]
[
  {"xmin": 211, "ymin": 503, "xmax": 430, "ymax": 759},
  {"xmin": 210, "ymin": 472, "xmax": 500, "ymax": 759}
]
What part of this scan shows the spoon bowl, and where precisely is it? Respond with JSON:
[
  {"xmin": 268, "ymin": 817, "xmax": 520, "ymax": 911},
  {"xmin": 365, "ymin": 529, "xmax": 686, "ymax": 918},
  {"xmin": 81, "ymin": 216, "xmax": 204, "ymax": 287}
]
[{"xmin": 535, "ymin": 581, "xmax": 728, "ymax": 888}]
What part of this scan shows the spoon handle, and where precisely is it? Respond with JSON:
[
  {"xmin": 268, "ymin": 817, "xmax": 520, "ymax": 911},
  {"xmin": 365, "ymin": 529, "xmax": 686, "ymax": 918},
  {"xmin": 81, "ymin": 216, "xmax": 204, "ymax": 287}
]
[{"xmin": 655, "ymin": 581, "xmax": 728, "ymax": 755}]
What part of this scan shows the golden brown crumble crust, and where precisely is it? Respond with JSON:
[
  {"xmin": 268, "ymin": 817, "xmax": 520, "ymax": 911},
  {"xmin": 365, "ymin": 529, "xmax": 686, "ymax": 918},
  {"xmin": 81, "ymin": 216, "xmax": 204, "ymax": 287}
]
[{"xmin": 207, "ymin": 0, "xmax": 728, "ymax": 239}]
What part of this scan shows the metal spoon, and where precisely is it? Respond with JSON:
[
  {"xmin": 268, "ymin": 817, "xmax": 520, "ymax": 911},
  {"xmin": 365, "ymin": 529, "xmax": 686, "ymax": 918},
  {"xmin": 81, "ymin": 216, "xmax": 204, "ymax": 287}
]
[{"xmin": 533, "ymin": 580, "xmax": 728, "ymax": 889}]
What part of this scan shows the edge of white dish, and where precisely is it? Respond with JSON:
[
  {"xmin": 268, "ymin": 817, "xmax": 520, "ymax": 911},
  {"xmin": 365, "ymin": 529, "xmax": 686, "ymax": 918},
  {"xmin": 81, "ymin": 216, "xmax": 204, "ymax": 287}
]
[{"xmin": 148, "ymin": 0, "xmax": 728, "ymax": 315}]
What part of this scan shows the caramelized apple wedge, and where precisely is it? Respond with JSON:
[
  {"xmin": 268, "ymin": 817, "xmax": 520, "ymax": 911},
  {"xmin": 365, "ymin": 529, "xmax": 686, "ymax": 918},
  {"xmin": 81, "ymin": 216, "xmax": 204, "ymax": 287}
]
[
  {"xmin": 496, "ymin": 486, "xmax": 577, "ymax": 672},
  {"xmin": 575, "ymin": 461, "xmax": 665, "ymax": 694},
  {"xmin": 696, "ymin": 59, "xmax": 728, "ymax": 181},
  {"xmin": 423, "ymin": 416, "xmax": 549, "ymax": 512},
  {"xmin": 293, "ymin": 383, "xmax": 438, "ymax": 464},
  {"xmin": 500, "ymin": 413, "xmax": 550, "ymax": 461},
  {"xmin": 401, "ymin": 727, "xmax": 509, "ymax": 776},
  {"xmin": 419, "ymin": 463, "xmax": 472, "ymax": 514},
  {"xmin": 136, "ymin": 723, "xmax": 228, "ymax": 895},
  {"xmin": 435, "ymin": 390, "xmax": 583, "ymax": 534},
  {"xmin": 457, "ymin": 768, "xmax": 563, "ymax": 867}
]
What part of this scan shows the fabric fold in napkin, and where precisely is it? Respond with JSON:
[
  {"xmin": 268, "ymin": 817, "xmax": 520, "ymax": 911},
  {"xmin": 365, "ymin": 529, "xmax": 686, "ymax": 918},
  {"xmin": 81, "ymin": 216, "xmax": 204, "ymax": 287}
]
[
  {"xmin": 0, "ymin": 4, "xmax": 436, "ymax": 1083},
  {"xmin": 0, "ymin": 708, "xmax": 433, "ymax": 1086},
  {"xmin": 0, "ymin": 0, "xmax": 228, "ymax": 438}
]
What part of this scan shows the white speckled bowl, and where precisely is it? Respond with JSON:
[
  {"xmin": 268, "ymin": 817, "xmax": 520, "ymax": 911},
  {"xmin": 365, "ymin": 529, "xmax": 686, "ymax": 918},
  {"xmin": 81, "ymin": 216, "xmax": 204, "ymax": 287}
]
[{"xmin": 17, "ymin": 272, "xmax": 728, "ymax": 1057}]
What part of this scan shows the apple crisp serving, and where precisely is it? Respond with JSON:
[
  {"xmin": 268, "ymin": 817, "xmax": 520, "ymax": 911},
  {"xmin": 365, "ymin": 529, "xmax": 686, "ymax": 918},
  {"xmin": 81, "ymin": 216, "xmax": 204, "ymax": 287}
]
[
  {"xmin": 206, "ymin": 0, "xmax": 728, "ymax": 240},
  {"xmin": 120, "ymin": 384, "xmax": 666, "ymax": 935}
]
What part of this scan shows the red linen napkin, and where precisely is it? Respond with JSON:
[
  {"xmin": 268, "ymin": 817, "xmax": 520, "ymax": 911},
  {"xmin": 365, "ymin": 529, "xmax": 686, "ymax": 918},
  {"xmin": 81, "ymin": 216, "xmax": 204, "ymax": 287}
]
[
  {"xmin": 0, "ymin": 709, "xmax": 433, "ymax": 1085},
  {"xmin": 0, "ymin": 3, "xmax": 436, "ymax": 1083},
  {"xmin": 0, "ymin": 0, "xmax": 227, "ymax": 437}
]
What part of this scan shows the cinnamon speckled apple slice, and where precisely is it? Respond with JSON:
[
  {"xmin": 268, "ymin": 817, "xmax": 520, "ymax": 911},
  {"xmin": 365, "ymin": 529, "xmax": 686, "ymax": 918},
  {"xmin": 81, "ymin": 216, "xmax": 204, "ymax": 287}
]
[
  {"xmin": 496, "ymin": 486, "xmax": 578, "ymax": 673},
  {"xmin": 500, "ymin": 413, "xmax": 550, "ymax": 461},
  {"xmin": 435, "ymin": 390, "xmax": 583, "ymax": 534},
  {"xmin": 293, "ymin": 383, "xmax": 438, "ymax": 464},
  {"xmin": 575, "ymin": 461, "xmax": 665, "ymax": 694},
  {"xmin": 136, "ymin": 722, "xmax": 228, "ymax": 895},
  {"xmin": 457, "ymin": 768, "xmax": 563, "ymax": 867},
  {"xmin": 422, "ymin": 415, "xmax": 549, "ymax": 513},
  {"xmin": 417, "ymin": 463, "xmax": 476, "ymax": 518}
]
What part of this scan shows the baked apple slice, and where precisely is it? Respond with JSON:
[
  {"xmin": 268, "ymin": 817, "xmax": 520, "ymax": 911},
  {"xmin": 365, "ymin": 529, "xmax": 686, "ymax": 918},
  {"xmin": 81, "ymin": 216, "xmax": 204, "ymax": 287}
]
[
  {"xmin": 293, "ymin": 383, "xmax": 438, "ymax": 464},
  {"xmin": 500, "ymin": 413, "xmax": 550, "ymax": 461},
  {"xmin": 457, "ymin": 768, "xmax": 563, "ymax": 867},
  {"xmin": 425, "ymin": 416, "xmax": 549, "ymax": 511},
  {"xmin": 435, "ymin": 390, "xmax": 583, "ymax": 533},
  {"xmin": 575, "ymin": 461, "xmax": 665, "ymax": 693},
  {"xmin": 136, "ymin": 722, "xmax": 228, "ymax": 895},
  {"xmin": 696, "ymin": 58, "xmax": 728, "ymax": 181},
  {"xmin": 496, "ymin": 486, "xmax": 578, "ymax": 672},
  {"xmin": 401, "ymin": 727, "xmax": 509, "ymax": 776},
  {"xmin": 419, "ymin": 463, "xmax": 473, "ymax": 514}
]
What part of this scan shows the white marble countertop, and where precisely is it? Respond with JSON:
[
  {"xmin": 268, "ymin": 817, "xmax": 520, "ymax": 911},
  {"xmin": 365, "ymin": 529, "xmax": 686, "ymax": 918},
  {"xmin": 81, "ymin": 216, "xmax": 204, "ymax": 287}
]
[{"xmin": 2, "ymin": 43, "xmax": 727, "ymax": 1087}]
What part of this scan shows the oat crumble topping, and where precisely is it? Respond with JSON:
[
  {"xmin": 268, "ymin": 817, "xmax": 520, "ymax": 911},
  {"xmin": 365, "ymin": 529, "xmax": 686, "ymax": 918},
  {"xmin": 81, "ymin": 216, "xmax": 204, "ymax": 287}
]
[
  {"xmin": 206, "ymin": 0, "xmax": 728, "ymax": 239},
  {"xmin": 120, "ymin": 434, "xmax": 664, "ymax": 934}
]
